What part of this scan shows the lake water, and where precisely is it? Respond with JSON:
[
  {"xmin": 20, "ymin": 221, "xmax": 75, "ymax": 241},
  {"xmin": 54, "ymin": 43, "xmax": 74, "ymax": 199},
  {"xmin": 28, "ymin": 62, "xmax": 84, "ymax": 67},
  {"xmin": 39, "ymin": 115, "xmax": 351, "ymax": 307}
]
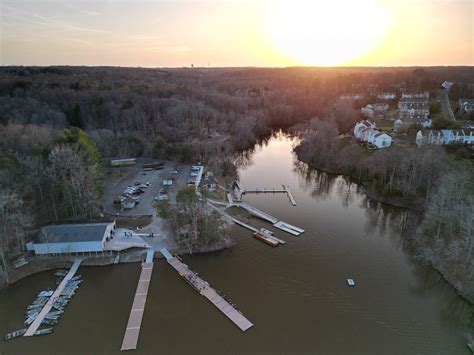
[{"xmin": 0, "ymin": 132, "xmax": 470, "ymax": 354}]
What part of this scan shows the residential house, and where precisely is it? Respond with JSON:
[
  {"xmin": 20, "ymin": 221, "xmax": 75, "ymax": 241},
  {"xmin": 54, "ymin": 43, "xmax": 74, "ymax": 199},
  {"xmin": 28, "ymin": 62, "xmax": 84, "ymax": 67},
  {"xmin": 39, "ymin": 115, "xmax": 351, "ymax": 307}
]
[
  {"xmin": 459, "ymin": 98, "xmax": 474, "ymax": 113},
  {"xmin": 416, "ymin": 128, "xmax": 474, "ymax": 147},
  {"xmin": 398, "ymin": 92, "xmax": 430, "ymax": 119},
  {"xmin": 354, "ymin": 120, "xmax": 376, "ymax": 140},
  {"xmin": 377, "ymin": 92, "xmax": 397, "ymax": 100},
  {"xmin": 340, "ymin": 93, "xmax": 365, "ymax": 100},
  {"xmin": 354, "ymin": 121, "xmax": 392, "ymax": 148},
  {"xmin": 202, "ymin": 172, "xmax": 217, "ymax": 192},
  {"xmin": 441, "ymin": 81, "xmax": 454, "ymax": 91}
]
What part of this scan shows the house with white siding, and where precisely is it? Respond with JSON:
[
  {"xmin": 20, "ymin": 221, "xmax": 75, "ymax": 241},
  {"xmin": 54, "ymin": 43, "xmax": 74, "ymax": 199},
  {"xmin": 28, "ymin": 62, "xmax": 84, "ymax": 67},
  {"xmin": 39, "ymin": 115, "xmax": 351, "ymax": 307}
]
[
  {"xmin": 459, "ymin": 98, "xmax": 474, "ymax": 113},
  {"xmin": 416, "ymin": 129, "xmax": 474, "ymax": 147},
  {"xmin": 26, "ymin": 222, "xmax": 116, "ymax": 255},
  {"xmin": 354, "ymin": 121, "xmax": 392, "ymax": 149},
  {"xmin": 441, "ymin": 81, "xmax": 454, "ymax": 91}
]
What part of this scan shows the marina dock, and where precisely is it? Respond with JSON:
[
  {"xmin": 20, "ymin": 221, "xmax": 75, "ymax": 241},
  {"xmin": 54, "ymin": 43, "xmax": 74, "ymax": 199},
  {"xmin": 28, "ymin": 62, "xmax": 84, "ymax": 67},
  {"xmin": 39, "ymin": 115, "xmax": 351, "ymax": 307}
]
[
  {"xmin": 161, "ymin": 248, "xmax": 253, "ymax": 331},
  {"xmin": 282, "ymin": 185, "xmax": 296, "ymax": 206},
  {"xmin": 207, "ymin": 202, "xmax": 286, "ymax": 245},
  {"xmin": 24, "ymin": 258, "xmax": 82, "ymax": 337},
  {"xmin": 233, "ymin": 201, "xmax": 304, "ymax": 236},
  {"xmin": 120, "ymin": 254, "xmax": 154, "ymax": 351},
  {"xmin": 235, "ymin": 202, "xmax": 279, "ymax": 224}
]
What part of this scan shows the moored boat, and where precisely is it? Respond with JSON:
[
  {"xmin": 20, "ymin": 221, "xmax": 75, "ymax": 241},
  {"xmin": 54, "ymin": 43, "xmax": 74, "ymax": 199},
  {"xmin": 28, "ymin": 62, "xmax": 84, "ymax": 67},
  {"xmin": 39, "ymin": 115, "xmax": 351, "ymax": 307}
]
[
  {"xmin": 54, "ymin": 269, "xmax": 68, "ymax": 277},
  {"xmin": 4, "ymin": 328, "xmax": 27, "ymax": 341},
  {"xmin": 260, "ymin": 228, "xmax": 274, "ymax": 237},
  {"xmin": 33, "ymin": 327, "xmax": 53, "ymax": 336},
  {"xmin": 41, "ymin": 318, "xmax": 58, "ymax": 326},
  {"xmin": 253, "ymin": 231, "xmax": 279, "ymax": 247},
  {"xmin": 38, "ymin": 290, "xmax": 54, "ymax": 298}
]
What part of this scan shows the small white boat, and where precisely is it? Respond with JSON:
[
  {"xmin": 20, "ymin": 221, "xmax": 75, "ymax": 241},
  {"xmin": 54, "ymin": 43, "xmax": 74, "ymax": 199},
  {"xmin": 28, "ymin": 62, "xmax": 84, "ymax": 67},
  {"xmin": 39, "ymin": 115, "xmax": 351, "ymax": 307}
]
[
  {"xmin": 347, "ymin": 279, "xmax": 355, "ymax": 287},
  {"xmin": 260, "ymin": 228, "xmax": 274, "ymax": 237},
  {"xmin": 38, "ymin": 290, "xmax": 54, "ymax": 298}
]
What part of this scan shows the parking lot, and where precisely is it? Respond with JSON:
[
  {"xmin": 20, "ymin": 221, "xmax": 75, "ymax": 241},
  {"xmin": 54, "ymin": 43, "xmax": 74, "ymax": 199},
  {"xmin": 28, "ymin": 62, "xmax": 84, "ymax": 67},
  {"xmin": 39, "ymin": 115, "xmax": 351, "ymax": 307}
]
[{"xmin": 102, "ymin": 158, "xmax": 192, "ymax": 217}]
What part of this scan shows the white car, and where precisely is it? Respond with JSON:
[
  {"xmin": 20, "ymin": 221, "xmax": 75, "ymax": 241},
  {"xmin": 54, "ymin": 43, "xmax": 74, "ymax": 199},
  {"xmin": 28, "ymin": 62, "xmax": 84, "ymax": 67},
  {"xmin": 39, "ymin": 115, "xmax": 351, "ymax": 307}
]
[{"xmin": 190, "ymin": 172, "xmax": 198, "ymax": 177}]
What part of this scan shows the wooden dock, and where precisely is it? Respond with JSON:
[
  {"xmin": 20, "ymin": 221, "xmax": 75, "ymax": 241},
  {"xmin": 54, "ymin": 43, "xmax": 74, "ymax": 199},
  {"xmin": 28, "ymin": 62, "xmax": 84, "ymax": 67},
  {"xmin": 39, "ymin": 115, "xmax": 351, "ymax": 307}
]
[
  {"xmin": 162, "ymin": 250, "xmax": 253, "ymax": 332},
  {"xmin": 282, "ymin": 185, "xmax": 296, "ymax": 206},
  {"xmin": 239, "ymin": 184, "xmax": 296, "ymax": 206},
  {"xmin": 24, "ymin": 258, "xmax": 82, "ymax": 336},
  {"xmin": 121, "ymin": 260, "xmax": 154, "ymax": 351}
]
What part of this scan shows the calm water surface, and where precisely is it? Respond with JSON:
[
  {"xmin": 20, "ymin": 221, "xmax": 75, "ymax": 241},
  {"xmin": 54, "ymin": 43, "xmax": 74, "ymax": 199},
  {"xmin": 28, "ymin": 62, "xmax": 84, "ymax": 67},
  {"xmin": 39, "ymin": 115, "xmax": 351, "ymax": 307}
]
[{"xmin": 0, "ymin": 133, "xmax": 470, "ymax": 354}]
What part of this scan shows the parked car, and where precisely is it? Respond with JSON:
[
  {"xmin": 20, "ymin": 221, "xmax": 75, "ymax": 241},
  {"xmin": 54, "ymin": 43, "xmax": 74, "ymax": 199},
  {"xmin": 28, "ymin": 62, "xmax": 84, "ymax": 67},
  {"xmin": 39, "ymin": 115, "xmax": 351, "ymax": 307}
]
[{"xmin": 190, "ymin": 172, "xmax": 198, "ymax": 177}]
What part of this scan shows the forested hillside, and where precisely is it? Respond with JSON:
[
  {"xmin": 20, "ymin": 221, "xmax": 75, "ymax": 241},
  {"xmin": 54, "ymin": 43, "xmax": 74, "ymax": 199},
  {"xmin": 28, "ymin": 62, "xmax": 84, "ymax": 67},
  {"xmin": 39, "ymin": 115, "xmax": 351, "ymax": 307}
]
[{"xmin": 1, "ymin": 65, "xmax": 473, "ymax": 288}]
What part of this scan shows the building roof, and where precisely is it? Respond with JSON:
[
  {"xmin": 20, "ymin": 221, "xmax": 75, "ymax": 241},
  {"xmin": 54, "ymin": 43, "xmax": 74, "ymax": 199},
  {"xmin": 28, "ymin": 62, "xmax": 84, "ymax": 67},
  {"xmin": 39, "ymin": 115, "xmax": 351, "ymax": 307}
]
[
  {"xmin": 459, "ymin": 98, "xmax": 474, "ymax": 105},
  {"xmin": 38, "ymin": 223, "xmax": 112, "ymax": 244}
]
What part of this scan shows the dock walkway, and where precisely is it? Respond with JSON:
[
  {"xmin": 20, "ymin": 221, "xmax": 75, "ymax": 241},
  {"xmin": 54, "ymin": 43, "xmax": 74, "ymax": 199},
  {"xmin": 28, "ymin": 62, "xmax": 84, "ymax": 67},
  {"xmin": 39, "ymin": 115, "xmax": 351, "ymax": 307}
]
[
  {"xmin": 235, "ymin": 202, "xmax": 279, "ymax": 224},
  {"xmin": 121, "ymin": 260, "xmax": 154, "ymax": 351},
  {"xmin": 161, "ymin": 249, "xmax": 253, "ymax": 331},
  {"xmin": 24, "ymin": 258, "xmax": 82, "ymax": 336}
]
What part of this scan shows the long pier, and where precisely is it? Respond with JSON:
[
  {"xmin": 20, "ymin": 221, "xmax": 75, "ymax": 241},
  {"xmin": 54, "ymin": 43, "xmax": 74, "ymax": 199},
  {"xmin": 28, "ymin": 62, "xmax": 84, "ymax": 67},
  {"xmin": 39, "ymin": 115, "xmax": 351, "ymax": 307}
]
[
  {"xmin": 120, "ymin": 250, "xmax": 154, "ymax": 351},
  {"xmin": 24, "ymin": 258, "xmax": 82, "ymax": 336},
  {"xmin": 161, "ymin": 248, "xmax": 253, "ymax": 331}
]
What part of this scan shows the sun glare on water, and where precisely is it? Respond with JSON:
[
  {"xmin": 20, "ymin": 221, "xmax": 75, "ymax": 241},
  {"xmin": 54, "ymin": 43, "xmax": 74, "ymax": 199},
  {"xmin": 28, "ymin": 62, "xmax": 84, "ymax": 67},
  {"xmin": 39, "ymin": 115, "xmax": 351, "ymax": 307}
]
[{"xmin": 265, "ymin": 0, "xmax": 391, "ymax": 66}]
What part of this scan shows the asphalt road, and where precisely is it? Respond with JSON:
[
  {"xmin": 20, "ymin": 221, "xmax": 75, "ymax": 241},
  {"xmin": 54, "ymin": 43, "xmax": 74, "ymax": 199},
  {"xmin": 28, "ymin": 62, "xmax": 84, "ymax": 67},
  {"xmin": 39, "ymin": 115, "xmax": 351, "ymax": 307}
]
[{"xmin": 437, "ymin": 90, "xmax": 456, "ymax": 121}]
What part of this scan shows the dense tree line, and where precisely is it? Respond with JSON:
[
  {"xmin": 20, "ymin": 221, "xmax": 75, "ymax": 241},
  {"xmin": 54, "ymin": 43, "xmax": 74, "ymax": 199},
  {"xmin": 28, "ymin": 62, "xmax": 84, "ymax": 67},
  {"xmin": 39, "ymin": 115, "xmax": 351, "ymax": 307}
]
[
  {"xmin": 0, "ymin": 125, "xmax": 103, "ymax": 279},
  {"xmin": 156, "ymin": 187, "xmax": 228, "ymax": 253}
]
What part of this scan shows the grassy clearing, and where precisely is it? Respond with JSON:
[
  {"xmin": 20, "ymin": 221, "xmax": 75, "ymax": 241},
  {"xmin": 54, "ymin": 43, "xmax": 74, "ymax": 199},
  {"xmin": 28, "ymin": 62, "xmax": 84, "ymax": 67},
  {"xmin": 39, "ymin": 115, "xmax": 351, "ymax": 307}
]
[
  {"xmin": 376, "ymin": 119, "xmax": 394, "ymax": 131},
  {"xmin": 115, "ymin": 215, "xmax": 153, "ymax": 228}
]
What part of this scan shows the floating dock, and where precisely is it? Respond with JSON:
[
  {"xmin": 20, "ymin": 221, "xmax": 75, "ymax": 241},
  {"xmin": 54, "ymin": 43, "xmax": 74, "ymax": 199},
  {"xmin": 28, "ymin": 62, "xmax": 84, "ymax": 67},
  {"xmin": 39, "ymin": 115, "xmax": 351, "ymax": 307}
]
[
  {"xmin": 24, "ymin": 258, "xmax": 82, "ymax": 337},
  {"xmin": 161, "ymin": 249, "xmax": 253, "ymax": 331},
  {"xmin": 235, "ymin": 202, "xmax": 279, "ymax": 224},
  {"xmin": 272, "ymin": 221, "xmax": 305, "ymax": 236},
  {"xmin": 238, "ymin": 184, "xmax": 296, "ymax": 206},
  {"xmin": 282, "ymin": 185, "xmax": 296, "ymax": 206},
  {"xmin": 120, "ymin": 254, "xmax": 154, "ymax": 351},
  {"xmin": 233, "ymin": 201, "xmax": 304, "ymax": 236}
]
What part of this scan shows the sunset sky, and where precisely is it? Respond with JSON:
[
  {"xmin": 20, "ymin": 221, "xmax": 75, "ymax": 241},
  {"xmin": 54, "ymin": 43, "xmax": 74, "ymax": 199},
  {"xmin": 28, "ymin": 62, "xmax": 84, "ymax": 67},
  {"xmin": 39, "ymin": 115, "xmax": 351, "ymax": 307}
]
[{"xmin": 1, "ymin": 0, "xmax": 472, "ymax": 67}]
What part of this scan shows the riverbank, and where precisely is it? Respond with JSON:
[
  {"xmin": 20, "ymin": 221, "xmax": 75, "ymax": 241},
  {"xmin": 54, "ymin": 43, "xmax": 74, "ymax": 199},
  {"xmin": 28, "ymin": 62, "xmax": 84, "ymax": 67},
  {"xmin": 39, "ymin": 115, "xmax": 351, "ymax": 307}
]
[{"xmin": 294, "ymin": 141, "xmax": 474, "ymax": 305}]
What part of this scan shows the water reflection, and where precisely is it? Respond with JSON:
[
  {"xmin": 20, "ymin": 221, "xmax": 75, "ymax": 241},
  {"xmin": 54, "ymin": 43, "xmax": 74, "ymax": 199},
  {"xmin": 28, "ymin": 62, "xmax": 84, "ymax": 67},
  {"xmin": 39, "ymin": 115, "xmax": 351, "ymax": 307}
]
[{"xmin": 237, "ymin": 131, "xmax": 472, "ymax": 335}]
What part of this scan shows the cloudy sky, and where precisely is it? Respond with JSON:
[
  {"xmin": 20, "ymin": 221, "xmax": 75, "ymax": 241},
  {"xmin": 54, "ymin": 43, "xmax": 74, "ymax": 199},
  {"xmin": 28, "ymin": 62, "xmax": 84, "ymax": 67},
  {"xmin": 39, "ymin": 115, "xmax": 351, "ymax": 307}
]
[{"xmin": 1, "ymin": 0, "xmax": 472, "ymax": 67}]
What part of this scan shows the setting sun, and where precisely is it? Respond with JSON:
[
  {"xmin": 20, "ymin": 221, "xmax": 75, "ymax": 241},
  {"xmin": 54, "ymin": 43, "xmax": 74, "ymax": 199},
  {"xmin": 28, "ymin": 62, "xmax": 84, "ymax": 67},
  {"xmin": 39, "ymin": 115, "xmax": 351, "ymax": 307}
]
[{"xmin": 265, "ymin": 0, "xmax": 392, "ymax": 66}]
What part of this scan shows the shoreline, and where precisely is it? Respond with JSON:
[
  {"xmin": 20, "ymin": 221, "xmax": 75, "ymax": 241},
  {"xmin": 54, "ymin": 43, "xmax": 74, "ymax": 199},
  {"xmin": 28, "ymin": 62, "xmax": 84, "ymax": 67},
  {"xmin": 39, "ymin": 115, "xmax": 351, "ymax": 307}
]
[
  {"xmin": 294, "ymin": 143, "xmax": 474, "ymax": 305},
  {"xmin": 0, "ymin": 239, "xmax": 235, "ymax": 290}
]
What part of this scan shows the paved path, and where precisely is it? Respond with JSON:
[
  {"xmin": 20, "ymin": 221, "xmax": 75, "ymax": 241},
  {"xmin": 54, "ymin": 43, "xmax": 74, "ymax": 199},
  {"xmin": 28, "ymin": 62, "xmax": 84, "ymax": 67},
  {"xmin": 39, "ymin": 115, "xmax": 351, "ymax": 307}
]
[
  {"xmin": 121, "ymin": 262, "xmax": 154, "ymax": 351},
  {"xmin": 24, "ymin": 258, "xmax": 82, "ymax": 336}
]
